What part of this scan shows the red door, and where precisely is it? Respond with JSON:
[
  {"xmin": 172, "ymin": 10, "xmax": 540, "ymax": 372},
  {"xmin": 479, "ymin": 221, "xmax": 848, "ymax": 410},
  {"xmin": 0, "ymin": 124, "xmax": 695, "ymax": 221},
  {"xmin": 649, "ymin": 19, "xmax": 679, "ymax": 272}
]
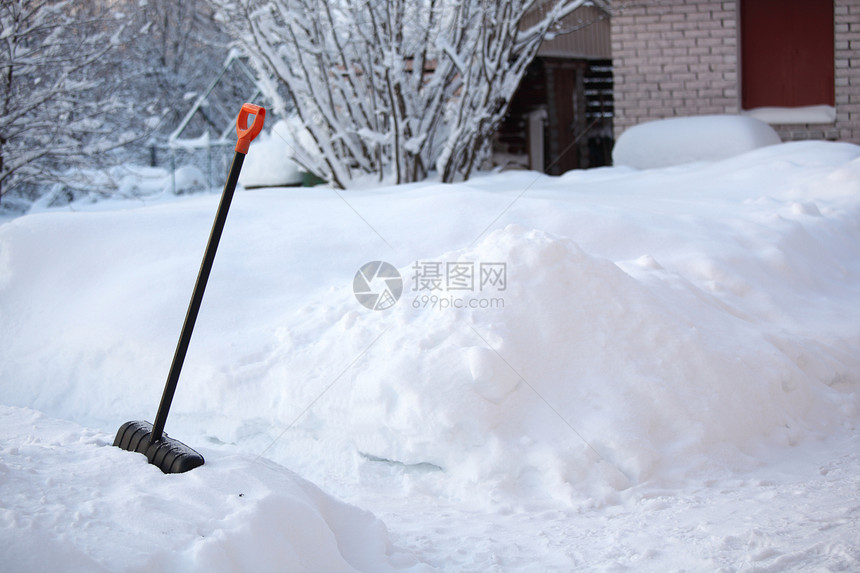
[{"xmin": 741, "ymin": 0, "xmax": 834, "ymax": 109}]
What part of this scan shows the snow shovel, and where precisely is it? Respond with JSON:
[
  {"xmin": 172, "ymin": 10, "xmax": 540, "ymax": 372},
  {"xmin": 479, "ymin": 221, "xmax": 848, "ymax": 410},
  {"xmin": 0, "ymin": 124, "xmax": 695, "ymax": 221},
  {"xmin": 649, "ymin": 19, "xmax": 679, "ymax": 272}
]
[{"xmin": 114, "ymin": 103, "xmax": 266, "ymax": 473}]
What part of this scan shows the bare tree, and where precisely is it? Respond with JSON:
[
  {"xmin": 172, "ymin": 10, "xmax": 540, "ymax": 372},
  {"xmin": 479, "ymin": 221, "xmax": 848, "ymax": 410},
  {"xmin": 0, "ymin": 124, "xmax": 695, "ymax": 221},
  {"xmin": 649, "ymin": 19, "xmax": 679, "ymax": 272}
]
[
  {"xmin": 0, "ymin": 0, "xmax": 130, "ymax": 203},
  {"xmin": 0, "ymin": 0, "xmax": 242, "ymax": 206},
  {"xmin": 211, "ymin": 0, "xmax": 589, "ymax": 188},
  {"xmin": 123, "ymin": 0, "xmax": 238, "ymax": 130}
]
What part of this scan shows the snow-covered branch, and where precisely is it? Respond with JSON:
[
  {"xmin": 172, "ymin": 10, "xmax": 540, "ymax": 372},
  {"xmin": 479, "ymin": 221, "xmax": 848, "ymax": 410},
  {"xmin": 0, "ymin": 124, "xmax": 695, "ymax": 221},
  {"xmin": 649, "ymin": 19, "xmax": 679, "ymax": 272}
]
[
  {"xmin": 211, "ymin": 0, "xmax": 588, "ymax": 187},
  {"xmin": 1, "ymin": 0, "xmax": 239, "ymax": 205}
]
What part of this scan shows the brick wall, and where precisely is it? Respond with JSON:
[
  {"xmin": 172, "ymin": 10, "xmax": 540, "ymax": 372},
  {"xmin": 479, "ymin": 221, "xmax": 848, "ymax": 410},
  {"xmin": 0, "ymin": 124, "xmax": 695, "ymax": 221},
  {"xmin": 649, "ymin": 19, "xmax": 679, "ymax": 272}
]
[
  {"xmin": 611, "ymin": 0, "xmax": 738, "ymax": 138},
  {"xmin": 835, "ymin": 0, "xmax": 860, "ymax": 142},
  {"xmin": 611, "ymin": 0, "xmax": 860, "ymax": 144}
]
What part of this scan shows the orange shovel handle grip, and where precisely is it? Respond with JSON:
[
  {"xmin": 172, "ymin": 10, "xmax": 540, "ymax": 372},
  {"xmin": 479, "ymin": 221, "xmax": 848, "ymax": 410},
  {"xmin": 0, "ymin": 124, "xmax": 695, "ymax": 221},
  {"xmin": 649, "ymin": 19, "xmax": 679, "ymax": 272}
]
[{"xmin": 235, "ymin": 103, "xmax": 266, "ymax": 154}]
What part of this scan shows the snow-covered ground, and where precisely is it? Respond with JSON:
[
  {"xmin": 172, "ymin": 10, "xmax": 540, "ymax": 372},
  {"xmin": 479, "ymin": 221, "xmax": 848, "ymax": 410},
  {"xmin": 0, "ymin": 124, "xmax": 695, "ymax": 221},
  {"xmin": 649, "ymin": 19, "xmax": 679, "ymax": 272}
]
[{"xmin": 2, "ymin": 139, "xmax": 859, "ymax": 571}]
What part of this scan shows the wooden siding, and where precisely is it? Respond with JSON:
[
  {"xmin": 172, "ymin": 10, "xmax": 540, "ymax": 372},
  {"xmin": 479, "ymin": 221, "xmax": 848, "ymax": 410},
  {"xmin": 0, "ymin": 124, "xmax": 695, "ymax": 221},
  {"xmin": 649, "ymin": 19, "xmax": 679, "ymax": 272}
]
[{"xmin": 522, "ymin": 3, "xmax": 612, "ymax": 59}]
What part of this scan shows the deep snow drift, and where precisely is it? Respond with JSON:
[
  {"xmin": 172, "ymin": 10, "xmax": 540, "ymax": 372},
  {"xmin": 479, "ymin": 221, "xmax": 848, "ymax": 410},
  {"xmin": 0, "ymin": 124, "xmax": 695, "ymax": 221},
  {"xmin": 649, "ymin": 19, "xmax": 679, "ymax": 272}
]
[{"xmin": 2, "ymin": 140, "xmax": 860, "ymax": 571}]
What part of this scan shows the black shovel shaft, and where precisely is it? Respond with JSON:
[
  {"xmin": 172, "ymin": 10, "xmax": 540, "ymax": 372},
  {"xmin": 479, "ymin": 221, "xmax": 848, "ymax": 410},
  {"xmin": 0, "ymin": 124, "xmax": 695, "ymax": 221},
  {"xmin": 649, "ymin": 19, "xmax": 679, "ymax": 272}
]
[{"xmin": 150, "ymin": 151, "xmax": 246, "ymax": 444}]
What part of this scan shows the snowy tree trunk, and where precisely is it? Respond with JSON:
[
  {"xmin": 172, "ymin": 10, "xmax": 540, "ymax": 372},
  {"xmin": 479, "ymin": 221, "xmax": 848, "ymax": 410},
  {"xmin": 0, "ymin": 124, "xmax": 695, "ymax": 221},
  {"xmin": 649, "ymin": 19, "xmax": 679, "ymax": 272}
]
[{"xmin": 212, "ymin": 0, "xmax": 588, "ymax": 188}]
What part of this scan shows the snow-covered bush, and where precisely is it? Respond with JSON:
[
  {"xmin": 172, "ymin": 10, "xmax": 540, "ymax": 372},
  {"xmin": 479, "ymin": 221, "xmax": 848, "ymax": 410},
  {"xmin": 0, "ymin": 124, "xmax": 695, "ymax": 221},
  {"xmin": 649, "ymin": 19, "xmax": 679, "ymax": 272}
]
[{"xmin": 211, "ymin": 0, "xmax": 589, "ymax": 188}]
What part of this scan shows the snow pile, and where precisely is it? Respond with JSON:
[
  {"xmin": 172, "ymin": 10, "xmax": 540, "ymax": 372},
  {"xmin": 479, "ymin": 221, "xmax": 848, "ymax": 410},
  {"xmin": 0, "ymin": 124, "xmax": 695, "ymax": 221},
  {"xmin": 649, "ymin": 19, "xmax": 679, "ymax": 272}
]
[
  {"xmin": 238, "ymin": 121, "xmax": 303, "ymax": 188},
  {"xmin": 613, "ymin": 115, "xmax": 782, "ymax": 169},
  {"xmin": 0, "ymin": 406, "xmax": 429, "ymax": 573},
  {"xmin": 257, "ymin": 218, "xmax": 859, "ymax": 502},
  {"xmin": 2, "ymin": 140, "xmax": 860, "ymax": 570},
  {"xmin": 21, "ymin": 164, "xmax": 217, "ymax": 215}
]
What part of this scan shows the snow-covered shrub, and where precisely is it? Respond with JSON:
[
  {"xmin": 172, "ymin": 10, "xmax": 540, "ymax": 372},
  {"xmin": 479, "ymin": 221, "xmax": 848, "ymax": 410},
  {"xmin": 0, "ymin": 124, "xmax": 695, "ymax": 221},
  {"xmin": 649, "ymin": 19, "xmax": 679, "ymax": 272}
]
[{"xmin": 211, "ymin": 0, "xmax": 590, "ymax": 188}]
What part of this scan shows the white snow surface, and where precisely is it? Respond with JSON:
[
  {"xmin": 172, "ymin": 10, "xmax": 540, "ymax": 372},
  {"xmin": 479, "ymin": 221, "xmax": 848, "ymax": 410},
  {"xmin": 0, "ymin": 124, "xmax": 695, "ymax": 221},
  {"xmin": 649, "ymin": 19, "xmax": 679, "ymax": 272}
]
[
  {"xmin": 2, "ymin": 140, "xmax": 860, "ymax": 571},
  {"xmin": 613, "ymin": 115, "xmax": 782, "ymax": 169},
  {"xmin": 238, "ymin": 121, "xmax": 303, "ymax": 188},
  {"xmin": 743, "ymin": 105, "xmax": 838, "ymax": 125}
]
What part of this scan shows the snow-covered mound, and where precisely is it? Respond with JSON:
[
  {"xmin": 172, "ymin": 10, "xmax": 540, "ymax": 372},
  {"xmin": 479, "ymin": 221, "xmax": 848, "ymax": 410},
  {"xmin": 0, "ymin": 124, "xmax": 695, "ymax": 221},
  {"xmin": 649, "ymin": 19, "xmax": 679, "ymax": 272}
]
[
  {"xmin": 238, "ymin": 121, "xmax": 303, "ymax": 188},
  {"xmin": 0, "ymin": 406, "xmax": 428, "ymax": 573},
  {"xmin": 255, "ymin": 220, "xmax": 859, "ymax": 501},
  {"xmin": 613, "ymin": 115, "xmax": 781, "ymax": 169}
]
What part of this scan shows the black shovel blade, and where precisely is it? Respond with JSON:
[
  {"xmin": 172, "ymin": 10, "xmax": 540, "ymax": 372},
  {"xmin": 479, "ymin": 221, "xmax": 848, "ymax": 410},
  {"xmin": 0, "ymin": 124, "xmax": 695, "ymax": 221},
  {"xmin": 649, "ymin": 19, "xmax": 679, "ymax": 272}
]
[{"xmin": 114, "ymin": 420, "xmax": 204, "ymax": 474}]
